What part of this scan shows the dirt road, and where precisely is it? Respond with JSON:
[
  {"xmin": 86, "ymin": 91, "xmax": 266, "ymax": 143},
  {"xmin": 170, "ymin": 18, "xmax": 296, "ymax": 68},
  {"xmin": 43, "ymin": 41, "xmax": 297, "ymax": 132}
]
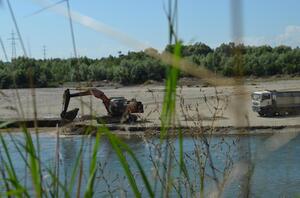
[{"xmin": 1, "ymin": 79, "xmax": 300, "ymax": 128}]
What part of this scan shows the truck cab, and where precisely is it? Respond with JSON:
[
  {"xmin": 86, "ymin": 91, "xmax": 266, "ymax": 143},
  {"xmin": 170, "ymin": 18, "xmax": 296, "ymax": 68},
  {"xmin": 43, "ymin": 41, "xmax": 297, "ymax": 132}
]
[{"xmin": 251, "ymin": 91, "xmax": 273, "ymax": 116}]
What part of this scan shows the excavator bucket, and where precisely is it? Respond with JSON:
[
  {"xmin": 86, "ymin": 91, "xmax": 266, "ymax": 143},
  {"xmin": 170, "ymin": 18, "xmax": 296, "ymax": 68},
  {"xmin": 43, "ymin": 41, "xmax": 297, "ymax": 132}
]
[
  {"xmin": 61, "ymin": 89, "xmax": 79, "ymax": 121},
  {"xmin": 61, "ymin": 108, "xmax": 79, "ymax": 122}
]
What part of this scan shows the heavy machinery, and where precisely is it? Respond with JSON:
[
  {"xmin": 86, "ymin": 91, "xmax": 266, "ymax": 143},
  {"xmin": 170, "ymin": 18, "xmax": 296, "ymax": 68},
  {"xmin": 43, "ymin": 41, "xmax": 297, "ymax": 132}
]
[
  {"xmin": 252, "ymin": 90, "xmax": 300, "ymax": 117},
  {"xmin": 60, "ymin": 88, "xmax": 144, "ymax": 123}
]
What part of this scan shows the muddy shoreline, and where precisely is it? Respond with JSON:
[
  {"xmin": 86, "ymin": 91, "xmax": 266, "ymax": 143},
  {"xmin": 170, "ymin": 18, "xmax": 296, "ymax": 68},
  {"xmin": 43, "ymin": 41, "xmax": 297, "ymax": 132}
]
[{"xmin": 1, "ymin": 120, "xmax": 300, "ymax": 137}]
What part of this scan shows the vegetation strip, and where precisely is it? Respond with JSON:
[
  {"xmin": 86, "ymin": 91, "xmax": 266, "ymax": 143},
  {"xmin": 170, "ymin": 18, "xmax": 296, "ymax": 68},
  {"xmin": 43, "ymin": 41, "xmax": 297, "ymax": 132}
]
[{"xmin": 1, "ymin": 43, "xmax": 300, "ymax": 89}]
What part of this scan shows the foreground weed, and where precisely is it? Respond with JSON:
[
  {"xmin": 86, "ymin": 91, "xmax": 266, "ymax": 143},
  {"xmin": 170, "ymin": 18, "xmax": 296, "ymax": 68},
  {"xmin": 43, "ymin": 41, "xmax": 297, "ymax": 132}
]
[{"xmin": 101, "ymin": 125, "xmax": 154, "ymax": 198}]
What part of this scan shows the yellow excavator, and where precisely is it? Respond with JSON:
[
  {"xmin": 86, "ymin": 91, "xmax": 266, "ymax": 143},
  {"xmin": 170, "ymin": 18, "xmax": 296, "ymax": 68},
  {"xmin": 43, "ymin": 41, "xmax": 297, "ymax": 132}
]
[{"xmin": 60, "ymin": 88, "xmax": 144, "ymax": 123}]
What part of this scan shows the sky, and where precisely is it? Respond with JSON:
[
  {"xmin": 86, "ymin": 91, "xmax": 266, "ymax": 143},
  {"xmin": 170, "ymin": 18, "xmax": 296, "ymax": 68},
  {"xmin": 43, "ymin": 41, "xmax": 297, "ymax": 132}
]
[{"xmin": 1, "ymin": 0, "xmax": 300, "ymax": 60}]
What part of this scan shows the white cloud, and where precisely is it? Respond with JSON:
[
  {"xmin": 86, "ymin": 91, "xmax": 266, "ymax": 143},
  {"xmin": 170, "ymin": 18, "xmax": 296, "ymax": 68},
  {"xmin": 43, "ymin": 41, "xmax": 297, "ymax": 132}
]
[
  {"xmin": 243, "ymin": 25, "xmax": 300, "ymax": 47},
  {"xmin": 244, "ymin": 36, "xmax": 269, "ymax": 46},
  {"xmin": 276, "ymin": 25, "xmax": 300, "ymax": 47}
]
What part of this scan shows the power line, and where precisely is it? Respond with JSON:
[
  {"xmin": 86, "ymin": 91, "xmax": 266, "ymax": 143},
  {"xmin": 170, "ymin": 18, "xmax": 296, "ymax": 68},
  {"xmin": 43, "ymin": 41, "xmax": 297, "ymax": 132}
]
[
  {"xmin": 24, "ymin": 0, "xmax": 66, "ymax": 18},
  {"xmin": 25, "ymin": 0, "xmax": 78, "ymax": 59},
  {"xmin": 66, "ymin": 0, "xmax": 77, "ymax": 58},
  {"xmin": 27, "ymin": 39, "xmax": 32, "ymax": 58},
  {"xmin": 0, "ymin": 36, "xmax": 9, "ymax": 62}
]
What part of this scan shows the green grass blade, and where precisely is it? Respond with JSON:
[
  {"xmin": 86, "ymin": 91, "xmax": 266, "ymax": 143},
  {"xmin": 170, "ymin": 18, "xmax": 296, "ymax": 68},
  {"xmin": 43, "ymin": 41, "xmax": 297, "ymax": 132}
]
[
  {"xmin": 22, "ymin": 128, "xmax": 42, "ymax": 198},
  {"xmin": 43, "ymin": 166, "xmax": 70, "ymax": 198},
  {"xmin": 178, "ymin": 126, "xmax": 194, "ymax": 196},
  {"xmin": 102, "ymin": 127, "xmax": 141, "ymax": 198},
  {"xmin": 0, "ymin": 134, "xmax": 18, "ymax": 180},
  {"xmin": 0, "ymin": 160, "xmax": 12, "ymax": 197},
  {"xmin": 114, "ymin": 136, "xmax": 154, "ymax": 198},
  {"xmin": 159, "ymin": 41, "xmax": 181, "ymax": 197},
  {"xmin": 0, "ymin": 134, "xmax": 29, "ymax": 198},
  {"xmin": 76, "ymin": 159, "xmax": 84, "ymax": 198},
  {"xmin": 67, "ymin": 146, "xmax": 83, "ymax": 194},
  {"xmin": 84, "ymin": 130, "xmax": 101, "ymax": 198},
  {"xmin": 8, "ymin": 133, "xmax": 30, "ymax": 168},
  {"xmin": 160, "ymin": 42, "xmax": 181, "ymax": 139},
  {"xmin": 0, "ymin": 121, "xmax": 14, "ymax": 129},
  {"xmin": 5, "ymin": 189, "xmax": 27, "ymax": 197}
]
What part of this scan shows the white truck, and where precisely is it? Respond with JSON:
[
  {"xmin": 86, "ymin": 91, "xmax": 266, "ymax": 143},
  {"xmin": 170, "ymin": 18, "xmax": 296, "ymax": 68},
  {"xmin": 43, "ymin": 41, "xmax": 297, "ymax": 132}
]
[{"xmin": 251, "ymin": 90, "xmax": 300, "ymax": 117}]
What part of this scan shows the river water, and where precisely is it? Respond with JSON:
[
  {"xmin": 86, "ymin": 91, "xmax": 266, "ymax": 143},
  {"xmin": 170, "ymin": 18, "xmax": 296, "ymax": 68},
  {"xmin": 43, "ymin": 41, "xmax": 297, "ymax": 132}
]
[{"xmin": 1, "ymin": 131, "xmax": 300, "ymax": 197}]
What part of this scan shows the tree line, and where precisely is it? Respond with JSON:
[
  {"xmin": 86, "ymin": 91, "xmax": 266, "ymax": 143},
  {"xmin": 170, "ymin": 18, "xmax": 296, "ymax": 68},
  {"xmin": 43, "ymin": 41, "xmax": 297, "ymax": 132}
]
[{"xmin": 0, "ymin": 42, "xmax": 300, "ymax": 88}]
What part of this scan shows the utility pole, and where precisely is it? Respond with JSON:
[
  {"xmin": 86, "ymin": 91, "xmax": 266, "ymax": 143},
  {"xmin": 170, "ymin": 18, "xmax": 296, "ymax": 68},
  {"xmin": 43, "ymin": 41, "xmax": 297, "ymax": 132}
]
[
  {"xmin": 8, "ymin": 30, "xmax": 17, "ymax": 60},
  {"xmin": 0, "ymin": 36, "xmax": 9, "ymax": 62},
  {"xmin": 42, "ymin": 45, "xmax": 47, "ymax": 60}
]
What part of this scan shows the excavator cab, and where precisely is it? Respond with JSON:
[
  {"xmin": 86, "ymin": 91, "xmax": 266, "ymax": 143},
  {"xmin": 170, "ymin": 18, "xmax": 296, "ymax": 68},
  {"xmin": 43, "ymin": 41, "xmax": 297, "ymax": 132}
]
[
  {"xmin": 126, "ymin": 99, "xmax": 144, "ymax": 114},
  {"xmin": 108, "ymin": 97, "xmax": 127, "ymax": 116},
  {"xmin": 108, "ymin": 97, "xmax": 144, "ymax": 116}
]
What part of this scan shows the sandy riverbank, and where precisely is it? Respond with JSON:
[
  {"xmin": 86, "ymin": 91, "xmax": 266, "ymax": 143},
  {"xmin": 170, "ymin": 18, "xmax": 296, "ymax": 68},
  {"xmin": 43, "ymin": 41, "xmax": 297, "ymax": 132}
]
[{"xmin": 1, "ymin": 79, "xmax": 300, "ymax": 134}]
